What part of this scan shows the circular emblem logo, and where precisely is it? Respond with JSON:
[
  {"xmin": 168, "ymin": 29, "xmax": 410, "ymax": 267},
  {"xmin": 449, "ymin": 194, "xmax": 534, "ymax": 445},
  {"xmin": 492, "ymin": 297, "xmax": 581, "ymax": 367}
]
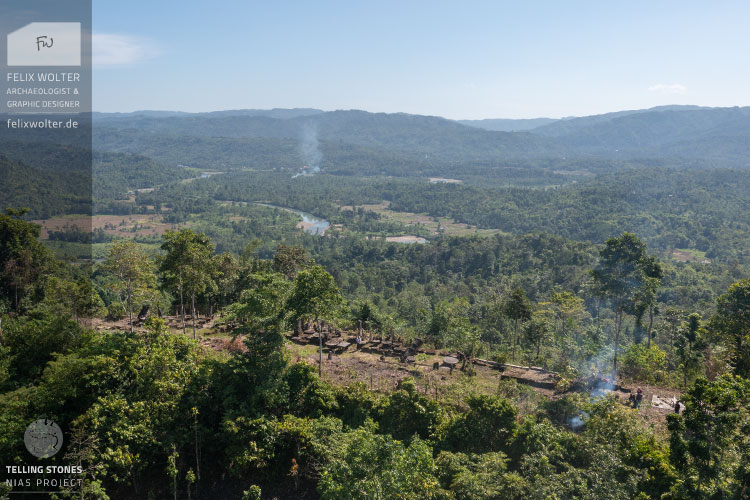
[{"xmin": 24, "ymin": 419, "xmax": 63, "ymax": 458}]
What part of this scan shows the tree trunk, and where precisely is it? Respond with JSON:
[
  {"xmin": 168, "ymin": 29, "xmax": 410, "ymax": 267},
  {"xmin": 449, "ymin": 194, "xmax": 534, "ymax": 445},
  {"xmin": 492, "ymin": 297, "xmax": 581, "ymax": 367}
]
[
  {"xmin": 180, "ymin": 280, "xmax": 186, "ymax": 335},
  {"xmin": 596, "ymin": 299, "xmax": 601, "ymax": 333},
  {"xmin": 613, "ymin": 308, "xmax": 623, "ymax": 375},
  {"xmin": 647, "ymin": 305, "xmax": 654, "ymax": 349},
  {"xmin": 191, "ymin": 292, "xmax": 197, "ymax": 340},
  {"xmin": 318, "ymin": 321, "xmax": 323, "ymax": 377},
  {"xmin": 127, "ymin": 279, "xmax": 133, "ymax": 334},
  {"xmin": 194, "ymin": 411, "xmax": 201, "ymax": 491}
]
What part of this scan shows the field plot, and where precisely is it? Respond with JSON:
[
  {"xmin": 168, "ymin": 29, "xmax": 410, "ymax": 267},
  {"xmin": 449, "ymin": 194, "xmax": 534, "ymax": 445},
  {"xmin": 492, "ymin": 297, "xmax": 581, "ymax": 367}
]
[
  {"xmin": 282, "ymin": 339, "xmax": 679, "ymax": 429},
  {"xmin": 341, "ymin": 201, "xmax": 504, "ymax": 237},
  {"xmin": 667, "ymin": 248, "xmax": 711, "ymax": 264},
  {"xmin": 35, "ymin": 214, "xmax": 176, "ymax": 239}
]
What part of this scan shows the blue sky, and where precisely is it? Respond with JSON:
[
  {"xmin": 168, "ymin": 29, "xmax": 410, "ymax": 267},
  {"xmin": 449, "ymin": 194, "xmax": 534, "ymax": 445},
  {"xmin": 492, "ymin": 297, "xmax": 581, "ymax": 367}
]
[{"xmin": 93, "ymin": 1, "xmax": 750, "ymax": 119}]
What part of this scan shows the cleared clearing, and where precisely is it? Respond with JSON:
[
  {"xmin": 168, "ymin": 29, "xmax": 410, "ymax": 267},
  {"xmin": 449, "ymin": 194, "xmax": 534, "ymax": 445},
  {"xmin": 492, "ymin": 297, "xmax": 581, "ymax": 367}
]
[{"xmin": 340, "ymin": 201, "xmax": 504, "ymax": 237}]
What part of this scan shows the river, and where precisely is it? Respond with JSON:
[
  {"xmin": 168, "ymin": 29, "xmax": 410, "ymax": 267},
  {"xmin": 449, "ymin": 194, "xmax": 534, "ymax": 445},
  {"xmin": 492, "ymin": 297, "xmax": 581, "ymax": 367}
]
[{"xmin": 254, "ymin": 203, "xmax": 330, "ymax": 235}]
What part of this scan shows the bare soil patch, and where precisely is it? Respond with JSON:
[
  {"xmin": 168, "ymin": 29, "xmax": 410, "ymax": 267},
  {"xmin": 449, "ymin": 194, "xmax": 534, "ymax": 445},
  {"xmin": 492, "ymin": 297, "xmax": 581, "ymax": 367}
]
[{"xmin": 34, "ymin": 214, "xmax": 175, "ymax": 239}]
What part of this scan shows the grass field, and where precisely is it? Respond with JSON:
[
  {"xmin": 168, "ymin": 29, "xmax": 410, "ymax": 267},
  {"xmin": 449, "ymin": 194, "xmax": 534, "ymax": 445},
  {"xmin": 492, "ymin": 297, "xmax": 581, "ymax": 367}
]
[
  {"xmin": 340, "ymin": 201, "xmax": 504, "ymax": 237},
  {"xmin": 668, "ymin": 248, "xmax": 711, "ymax": 263}
]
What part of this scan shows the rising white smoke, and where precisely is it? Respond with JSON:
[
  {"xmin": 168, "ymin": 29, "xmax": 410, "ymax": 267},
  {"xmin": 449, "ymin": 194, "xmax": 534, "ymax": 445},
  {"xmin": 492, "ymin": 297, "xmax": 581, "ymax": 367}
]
[{"xmin": 292, "ymin": 122, "xmax": 322, "ymax": 178}]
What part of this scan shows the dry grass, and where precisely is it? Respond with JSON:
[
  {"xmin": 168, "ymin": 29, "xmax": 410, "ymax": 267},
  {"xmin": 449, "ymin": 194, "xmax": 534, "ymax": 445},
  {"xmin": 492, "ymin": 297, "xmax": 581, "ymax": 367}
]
[
  {"xmin": 340, "ymin": 201, "xmax": 503, "ymax": 237},
  {"xmin": 34, "ymin": 214, "xmax": 176, "ymax": 239}
]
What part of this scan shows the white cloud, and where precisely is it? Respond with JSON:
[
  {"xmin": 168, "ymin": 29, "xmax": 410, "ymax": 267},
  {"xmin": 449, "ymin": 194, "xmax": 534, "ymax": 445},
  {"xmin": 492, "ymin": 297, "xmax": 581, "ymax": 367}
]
[
  {"xmin": 648, "ymin": 83, "xmax": 688, "ymax": 95},
  {"xmin": 93, "ymin": 33, "xmax": 159, "ymax": 66}
]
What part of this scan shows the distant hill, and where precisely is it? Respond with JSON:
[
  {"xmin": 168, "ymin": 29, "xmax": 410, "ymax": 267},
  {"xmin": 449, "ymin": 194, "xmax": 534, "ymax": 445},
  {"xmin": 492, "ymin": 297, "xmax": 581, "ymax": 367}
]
[
  {"xmin": 94, "ymin": 109, "xmax": 563, "ymax": 162},
  {"xmin": 530, "ymin": 105, "xmax": 708, "ymax": 137},
  {"xmin": 305, "ymin": 110, "xmax": 559, "ymax": 160},
  {"xmin": 457, "ymin": 117, "xmax": 558, "ymax": 132},
  {"xmin": 91, "ymin": 106, "xmax": 750, "ymax": 172},
  {"xmin": 0, "ymin": 154, "xmax": 91, "ymax": 218},
  {"xmin": 93, "ymin": 108, "xmax": 323, "ymax": 122},
  {"xmin": 529, "ymin": 106, "xmax": 750, "ymax": 162}
]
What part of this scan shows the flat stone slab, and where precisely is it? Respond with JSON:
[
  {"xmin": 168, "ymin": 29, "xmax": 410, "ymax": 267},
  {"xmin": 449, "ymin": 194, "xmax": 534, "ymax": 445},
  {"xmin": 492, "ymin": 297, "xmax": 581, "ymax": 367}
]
[
  {"xmin": 443, "ymin": 356, "xmax": 459, "ymax": 366},
  {"xmin": 651, "ymin": 394, "xmax": 677, "ymax": 410}
]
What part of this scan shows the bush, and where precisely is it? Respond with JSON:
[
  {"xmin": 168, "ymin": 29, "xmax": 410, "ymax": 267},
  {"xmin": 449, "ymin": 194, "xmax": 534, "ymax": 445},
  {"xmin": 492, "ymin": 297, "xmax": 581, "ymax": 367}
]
[
  {"xmin": 318, "ymin": 428, "xmax": 447, "ymax": 500},
  {"xmin": 440, "ymin": 451, "xmax": 517, "ymax": 500},
  {"xmin": 241, "ymin": 485, "xmax": 261, "ymax": 500},
  {"xmin": 283, "ymin": 363, "xmax": 338, "ymax": 417},
  {"xmin": 107, "ymin": 301, "xmax": 125, "ymax": 321},
  {"xmin": 439, "ymin": 395, "xmax": 518, "ymax": 454},
  {"xmin": 334, "ymin": 383, "xmax": 382, "ymax": 429},
  {"xmin": 554, "ymin": 377, "xmax": 572, "ymax": 393},
  {"xmin": 491, "ymin": 351, "xmax": 508, "ymax": 366},
  {"xmin": 379, "ymin": 377, "xmax": 442, "ymax": 441},
  {"xmin": 621, "ymin": 344, "xmax": 668, "ymax": 384}
]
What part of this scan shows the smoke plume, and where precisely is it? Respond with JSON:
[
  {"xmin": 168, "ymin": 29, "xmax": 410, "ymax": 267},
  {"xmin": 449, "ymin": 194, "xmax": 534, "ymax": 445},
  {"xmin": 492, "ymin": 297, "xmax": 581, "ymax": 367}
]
[{"xmin": 292, "ymin": 122, "xmax": 322, "ymax": 178}]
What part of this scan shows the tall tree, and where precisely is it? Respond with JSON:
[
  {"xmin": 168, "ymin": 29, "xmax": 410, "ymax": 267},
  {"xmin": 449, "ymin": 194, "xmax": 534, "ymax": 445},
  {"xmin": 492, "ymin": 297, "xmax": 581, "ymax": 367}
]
[
  {"xmin": 711, "ymin": 279, "xmax": 750, "ymax": 379},
  {"xmin": 160, "ymin": 230, "xmax": 215, "ymax": 339},
  {"xmin": 211, "ymin": 253, "xmax": 239, "ymax": 316},
  {"xmin": 0, "ymin": 209, "xmax": 52, "ymax": 311},
  {"xmin": 634, "ymin": 256, "xmax": 663, "ymax": 348},
  {"xmin": 675, "ymin": 313, "xmax": 706, "ymax": 388},
  {"xmin": 434, "ymin": 298, "xmax": 481, "ymax": 372},
  {"xmin": 227, "ymin": 271, "xmax": 290, "ymax": 336},
  {"xmin": 661, "ymin": 306, "xmax": 684, "ymax": 364},
  {"xmin": 40, "ymin": 276, "xmax": 105, "ymax": 321},
  {"xmin": 285, "ymin": 265, "xmax": 343, "ymax": 376},
  {"xmin": 503, "ymin": 288, "xmax": 532, "ymax": 362},
  {"xmin": 272, "ymin": 244, "xmax": 307, "ymax": 279},
  {"xmin": 102, "ymin": 241, "xmax": 157, "ymax": 333},
  {"xmin": 667, "ymin": 375, "xmax": 750, "ymax": 499},
  {"xmin": 591, "ymin": 233, "xmax": 655, "ymax": 375},
  {"xmin": 523, "ymin": 315, "xmax": 551, "ymax": 363},
  {"xmin": 550, "ymin": 291, "xmax": 587, "ymax": 359}
]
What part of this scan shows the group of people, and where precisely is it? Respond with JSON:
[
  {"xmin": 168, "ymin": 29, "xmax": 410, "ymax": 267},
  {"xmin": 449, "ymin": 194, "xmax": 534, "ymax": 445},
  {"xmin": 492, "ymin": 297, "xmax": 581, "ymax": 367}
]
[
  {"xmin": 628, "ymin": 387, "xmax": 644, "ymax": 408},
  {"xmin": 627, "ymin": 387, "xmax": 682, "ymax": 414}
]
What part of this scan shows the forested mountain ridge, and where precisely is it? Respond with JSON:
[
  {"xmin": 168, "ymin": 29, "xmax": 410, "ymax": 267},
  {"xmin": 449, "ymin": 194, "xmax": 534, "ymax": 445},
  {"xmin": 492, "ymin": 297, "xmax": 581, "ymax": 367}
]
[
  {"xmin": 530, "ymin": 106, "xmax": 750, "ymax": 160},
  {"xmin": 0, "ymin": 156, "xmax": 90, "ymax": 218},
  {"xmin": 528, "ymin": 105, "xmax": 709, "ymax": 136},
  {"xmin": 93, "ymin": 106, "xmax": 750, "ymax": 169},
  {"xmin": 92, "ymin": 107, "xmax": 324, "ymax": 122},
  {"xmin": 94, "ymin": 110, "xmax": 561, "ymax": 162},
  {"xmin": 457, "ymin": 117, "xmax": 558, "ymax": 131}
]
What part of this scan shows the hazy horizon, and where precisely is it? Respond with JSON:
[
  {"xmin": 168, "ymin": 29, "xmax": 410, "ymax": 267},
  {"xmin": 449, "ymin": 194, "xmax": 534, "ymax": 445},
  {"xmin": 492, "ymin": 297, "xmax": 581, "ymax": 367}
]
[
  {"xmin": 93, "ymin": 1, "xmax": 750, "ymax": 119},
  {"xmin": 92, "ymin": 103, "xmax": 741, "ymax": 122}
]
